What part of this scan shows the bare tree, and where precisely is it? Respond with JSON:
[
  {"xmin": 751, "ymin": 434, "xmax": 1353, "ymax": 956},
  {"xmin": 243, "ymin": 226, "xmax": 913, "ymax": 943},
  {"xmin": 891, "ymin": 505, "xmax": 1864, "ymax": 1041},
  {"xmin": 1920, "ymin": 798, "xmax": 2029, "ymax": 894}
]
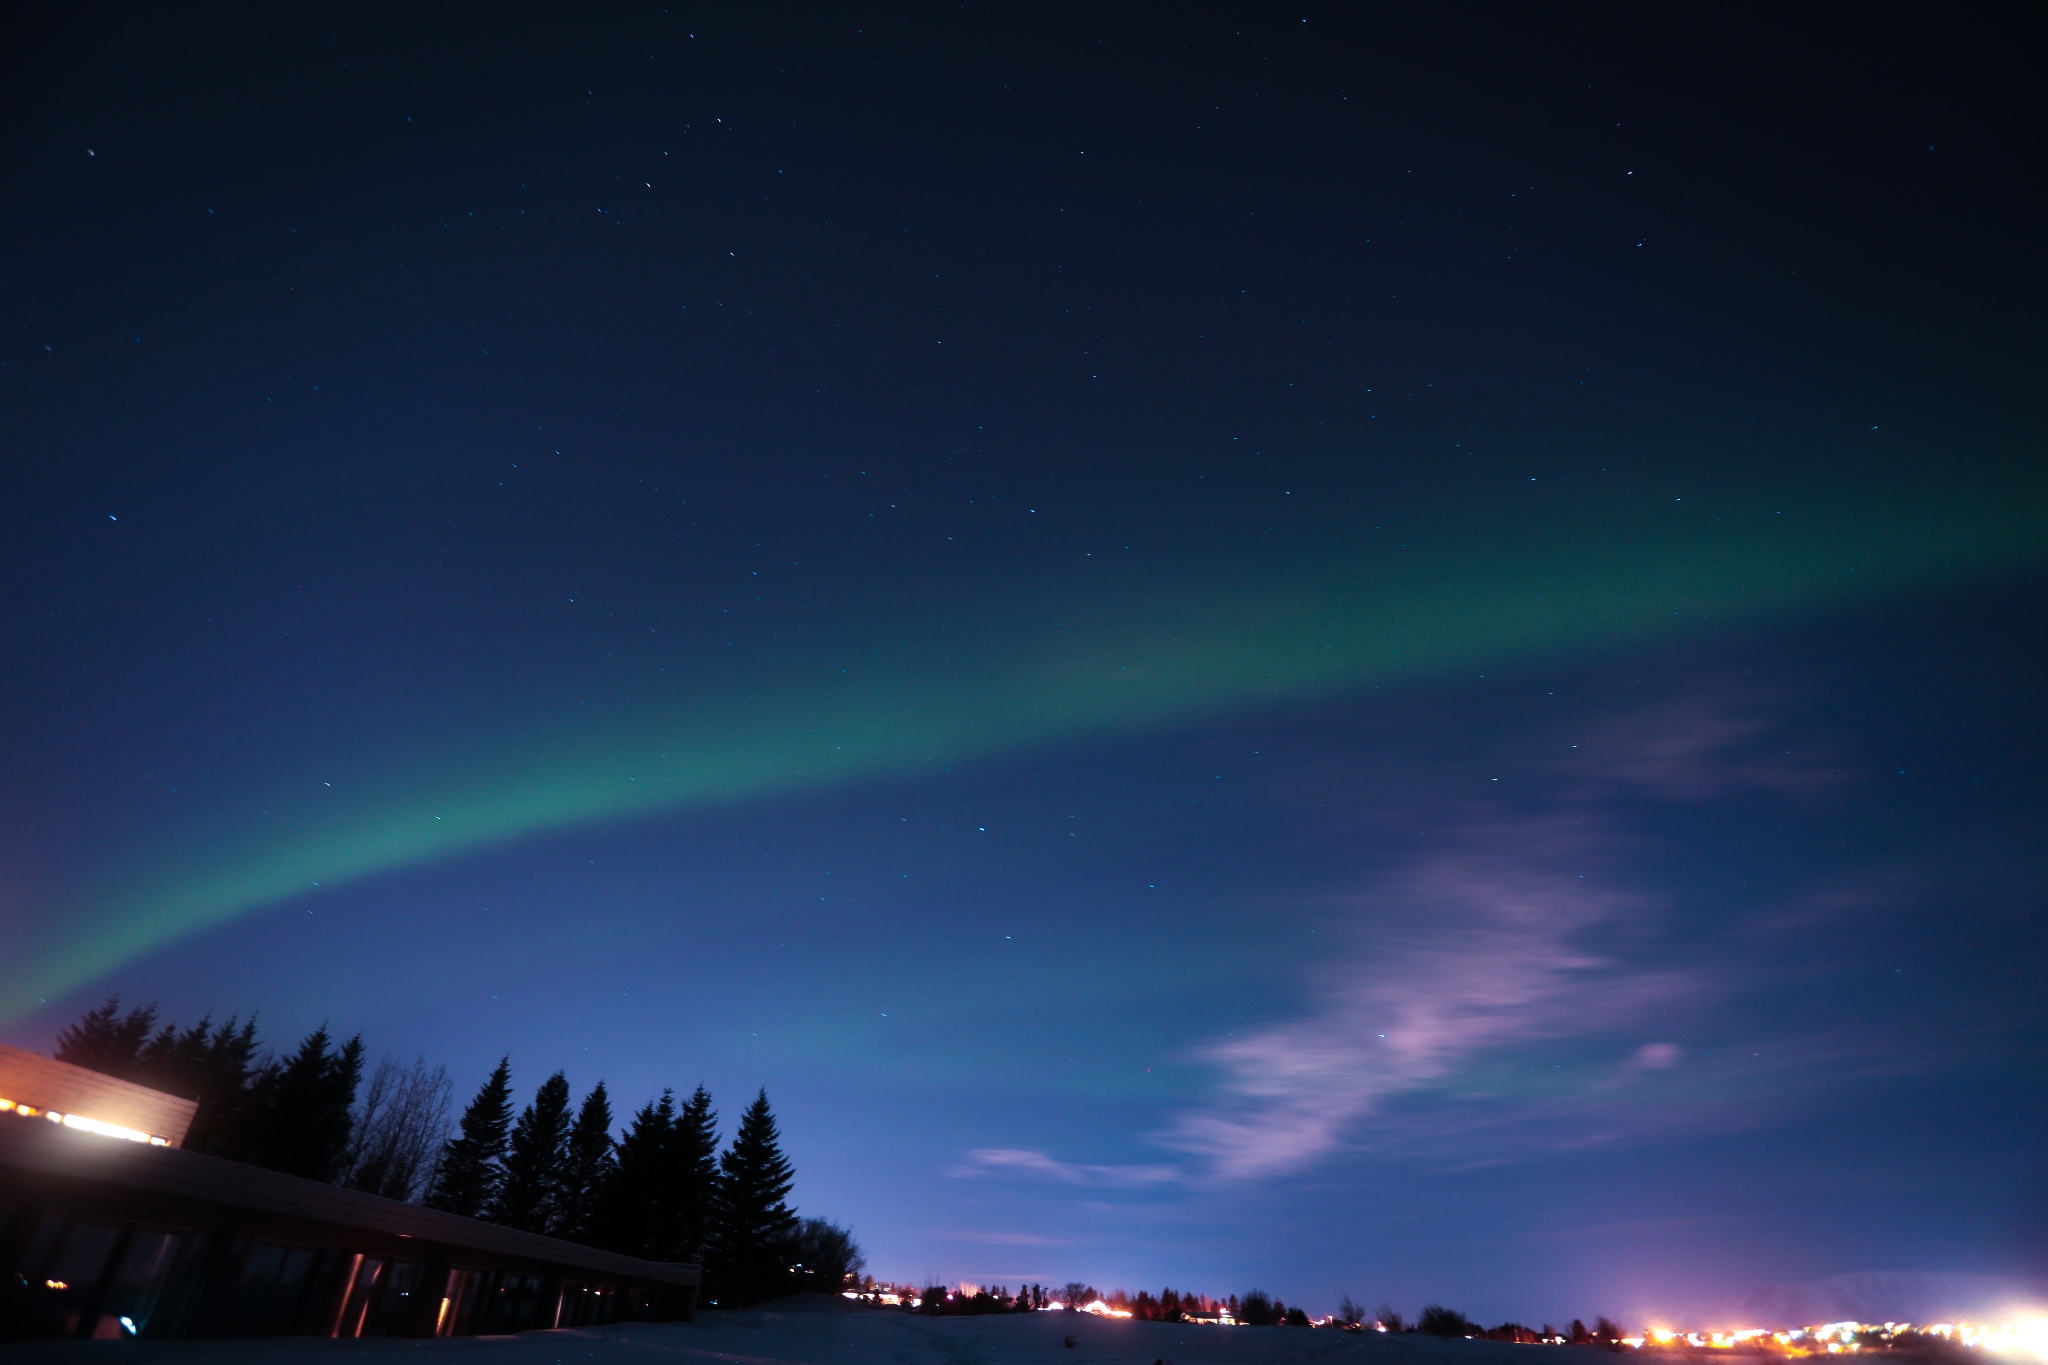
[
  {"xmin": 1419, "ymin": 1304, "xmax": 1477, "ymax": 1338},
  {"xmin": 345, "ymin": 1055, "xmax": 453, "ymax": 1201},
  {"xmin": 1060, "ymin": 1281, "xmax": 1091, "ymax": 1310},
  {"xmin": 789, "ymin": 1218, "xmax": 865, "ymax": 1290},
  {"xmin": 1337, "ymin": 1294, "xmax": 1367, "ymax": 1327}
]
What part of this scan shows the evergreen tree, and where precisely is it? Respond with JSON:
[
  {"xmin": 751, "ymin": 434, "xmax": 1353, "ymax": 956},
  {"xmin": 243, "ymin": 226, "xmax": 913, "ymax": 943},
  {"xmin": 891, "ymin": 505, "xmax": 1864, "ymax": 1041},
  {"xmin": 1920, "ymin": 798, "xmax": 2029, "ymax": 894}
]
[
  {"xmin": 54, "ymin": 997, "xmax": 158, "ymax": 1078},
  {"xmin": 493, "ymin": 1071, "xmax": 573, "ymax": 1232},
  {"xmin": 241, "ymin": 1026, "xmax": 365, "ymax": 1181},
  {"xmin": 132, "ymin": 1014, "xmax": 262, "ymax": 1156},
  {"xmin": 591, "ymin": 1090, "xmax": 675, "ymax": 1256},
  {"xmin": 666, "ymin": 1086, "xmax": 720, "ymax": 1260},
  {"xmin": 426, "ymin": 1058, "xmax": 515, "ymax": 1217},
  {"xmin": 553, "ymin": 1081, "xmax": 616, "ymax": 1241},
  {"xmin": 708, "ymin": 1089, "xmax": 799, "ymax": 1305}
]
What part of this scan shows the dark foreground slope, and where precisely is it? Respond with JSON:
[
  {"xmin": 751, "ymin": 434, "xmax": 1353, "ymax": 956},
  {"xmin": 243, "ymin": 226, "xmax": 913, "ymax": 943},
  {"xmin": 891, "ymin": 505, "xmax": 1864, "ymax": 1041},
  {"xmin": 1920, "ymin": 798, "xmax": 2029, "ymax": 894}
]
[{"xmin": 11, "ymin": 1297, "xmax": 1617, "ymax": 1365}]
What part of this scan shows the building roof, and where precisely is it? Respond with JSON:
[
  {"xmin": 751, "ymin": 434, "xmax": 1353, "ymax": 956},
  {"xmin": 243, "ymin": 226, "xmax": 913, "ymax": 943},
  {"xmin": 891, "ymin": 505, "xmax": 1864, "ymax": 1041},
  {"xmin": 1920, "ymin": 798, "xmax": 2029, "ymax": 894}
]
[
  {"xmin": 0, "ymin": 1041, "xmax": 199, "ymax": 1146},
  {"xmin": 0, "ymin": 1116, "xmax": 698, "ymax": 1287}
]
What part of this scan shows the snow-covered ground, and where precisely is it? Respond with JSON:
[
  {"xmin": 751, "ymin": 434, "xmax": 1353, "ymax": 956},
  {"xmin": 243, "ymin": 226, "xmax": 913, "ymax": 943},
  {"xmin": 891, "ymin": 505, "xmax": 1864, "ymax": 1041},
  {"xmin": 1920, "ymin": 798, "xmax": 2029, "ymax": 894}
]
[{"xmin": 13, "ymin": 1298, "xmax": 1595, "ymax": 1365}]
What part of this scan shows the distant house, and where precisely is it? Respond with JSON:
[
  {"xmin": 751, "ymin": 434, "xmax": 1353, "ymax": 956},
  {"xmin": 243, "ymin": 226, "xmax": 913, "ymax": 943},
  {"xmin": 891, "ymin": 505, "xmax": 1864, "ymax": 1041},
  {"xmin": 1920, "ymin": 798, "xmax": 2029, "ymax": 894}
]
[{"xmin": 0, "ymin": 1046, "xmax": 696, "ymax": 1343}]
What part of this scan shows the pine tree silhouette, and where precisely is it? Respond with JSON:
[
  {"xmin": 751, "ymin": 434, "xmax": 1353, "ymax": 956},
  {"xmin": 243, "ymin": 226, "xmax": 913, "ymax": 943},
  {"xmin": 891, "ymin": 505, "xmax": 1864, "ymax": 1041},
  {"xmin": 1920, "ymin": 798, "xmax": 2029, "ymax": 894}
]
[
  {"xmin": 493, "ymin": 1071, "xmax": 572, "ymax": 1232},
  {"xmin": 241, "ymin": 1026, "xmax": 364, "ymax": 1181},
  {"xmin": 592, "ymin": 1090, "xmax": 675, "ymax": 1256},
  {"xmin": 56, "ymin": 999, "xmax": 264, "ymax": 1156},
  {"xmin": 709, "ymin": 1089, "xmax": 798, "ymax": 1306},
  {"xmin": 54, "ymin": 997, "xmax": 158, "ymax": 1078},
  {"xmin": 667, "ymin": 1086, "xmax": 720, "ymax": 1260},
  {"xmin": 553, "ymin": 1081, "xmax": 616, "ymax": 1241},
  {"xmin": 426, "ymin": 1058, "xmax": 514, "ymax": 1217},
  {"xmin": 132, "ymin": 1013, "xmax": 262, "ymax": 1155}
]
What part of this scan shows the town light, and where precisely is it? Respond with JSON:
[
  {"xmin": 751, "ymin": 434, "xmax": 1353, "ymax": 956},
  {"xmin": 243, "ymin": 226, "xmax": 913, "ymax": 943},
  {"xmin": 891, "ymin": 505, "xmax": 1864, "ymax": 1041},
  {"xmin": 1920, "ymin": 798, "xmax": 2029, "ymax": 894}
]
[{"xmin": 1621, "ymin": 1317, "xmax": 2048, "ymax": 1359}]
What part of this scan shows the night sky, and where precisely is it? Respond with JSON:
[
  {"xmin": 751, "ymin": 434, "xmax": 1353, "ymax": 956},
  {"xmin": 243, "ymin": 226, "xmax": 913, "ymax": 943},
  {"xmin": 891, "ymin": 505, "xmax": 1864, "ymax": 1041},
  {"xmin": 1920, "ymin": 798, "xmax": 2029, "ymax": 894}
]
[{"xmin": 3, "ymin": 3, "xmax": 2044, "ymax": 1326}]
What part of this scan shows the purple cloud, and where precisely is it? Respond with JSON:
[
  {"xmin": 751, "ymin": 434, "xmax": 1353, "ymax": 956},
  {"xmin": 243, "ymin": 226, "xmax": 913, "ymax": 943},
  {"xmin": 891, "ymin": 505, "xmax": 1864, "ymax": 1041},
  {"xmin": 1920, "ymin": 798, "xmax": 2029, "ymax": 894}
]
[
  {"xmin": 940, "ymin": 1230, "xmax": 1079, "ymax": 1247},
  {"xmin": 969, "ymin": 679, "xmax": 1905, "ymax": 1186},
  {"xmin": 955, "ymin": 1147, "xmax": 1181, "ymax": 1187},
  {"xmin": 1156, "ymin": 832, "xmax": 1687, "ymax": 1178},
  {"xmin": 1566, "ymin": 686, "xmax": 1842, "ymax": 801}
]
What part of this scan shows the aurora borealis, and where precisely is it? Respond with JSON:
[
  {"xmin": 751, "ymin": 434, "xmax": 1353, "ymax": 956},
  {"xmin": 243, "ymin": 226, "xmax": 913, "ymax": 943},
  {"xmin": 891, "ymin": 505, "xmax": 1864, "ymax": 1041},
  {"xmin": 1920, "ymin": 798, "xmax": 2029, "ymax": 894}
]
[
  {"xmin": 13, "ymin": 449, "xmax": 2044, "ymax": 1016},
  {"xmin": 3, "ymin": 3, "xmax": 2044, "ymax": 1325}
]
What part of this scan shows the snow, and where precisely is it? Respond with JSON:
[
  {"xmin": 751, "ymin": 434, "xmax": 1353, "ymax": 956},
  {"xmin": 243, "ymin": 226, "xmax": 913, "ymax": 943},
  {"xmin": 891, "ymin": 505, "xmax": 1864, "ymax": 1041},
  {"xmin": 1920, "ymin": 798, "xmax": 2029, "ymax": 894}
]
[{"xmin": 9, "ymin": 1300, "xmax": 1597, "ymax": 1365}]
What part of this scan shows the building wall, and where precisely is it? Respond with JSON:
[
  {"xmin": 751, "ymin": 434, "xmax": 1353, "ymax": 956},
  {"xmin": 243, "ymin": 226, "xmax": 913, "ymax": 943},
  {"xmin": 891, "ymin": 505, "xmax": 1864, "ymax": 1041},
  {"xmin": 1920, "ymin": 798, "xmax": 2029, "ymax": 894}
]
[
  {"xmin": 0, "ymin": 1121, "xmax": 696, "ymax": 1342},
  {"xmin": 0, "ymin": 1044, "xmax": 198, "ymax": 1148}
]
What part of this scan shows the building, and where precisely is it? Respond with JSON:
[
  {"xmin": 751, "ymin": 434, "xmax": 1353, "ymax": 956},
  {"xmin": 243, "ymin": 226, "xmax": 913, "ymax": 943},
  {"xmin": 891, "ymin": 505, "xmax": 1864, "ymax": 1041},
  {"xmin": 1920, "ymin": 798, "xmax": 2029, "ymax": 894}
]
[
  {"xmin": 0, "ymin": 1041, "xmax": 198, "ymax": 1147},
  {"xmin": 0, "ymin": 1047, "xmax": 697, "ymax": 1342}
]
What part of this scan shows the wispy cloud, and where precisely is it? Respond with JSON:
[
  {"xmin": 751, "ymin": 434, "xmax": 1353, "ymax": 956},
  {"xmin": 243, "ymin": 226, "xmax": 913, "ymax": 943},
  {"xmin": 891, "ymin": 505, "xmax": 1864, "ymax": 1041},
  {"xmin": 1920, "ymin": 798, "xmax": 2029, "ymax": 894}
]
[
  {"xmin": 939, "ymin": 1230, "xmax": 1078, "ymax": 1247},
  {"xmin": 955, "ymin": 1147, "xmax": 1180, "ymax": 1187},
  {"xmin": 1576, "ymin": 689, "xmax": 1837, "ymax": 800},
  {"xmin": 1155, "ymin": 833, "xmax": 1688, "ymax": 1178},
  {"xmin": 1142, "ymin": 684, "xmax": 1866, "ymax": 1179},
  {"xmin": 971, "ymin": 681, "xmax": 1858, "ymax": 1186},
  {"xmin": 1631, "ymin": 1042, "xmax": 1683, "ymax": 1069}
]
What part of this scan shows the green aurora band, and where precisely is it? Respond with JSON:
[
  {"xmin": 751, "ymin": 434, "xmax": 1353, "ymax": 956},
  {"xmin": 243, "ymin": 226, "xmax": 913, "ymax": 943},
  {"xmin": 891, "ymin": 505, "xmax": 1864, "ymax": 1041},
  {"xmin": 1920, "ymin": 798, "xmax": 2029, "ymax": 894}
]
[{"xmin": 6, "ymin": 455, "xmax": 2044, "ymax": 1018}]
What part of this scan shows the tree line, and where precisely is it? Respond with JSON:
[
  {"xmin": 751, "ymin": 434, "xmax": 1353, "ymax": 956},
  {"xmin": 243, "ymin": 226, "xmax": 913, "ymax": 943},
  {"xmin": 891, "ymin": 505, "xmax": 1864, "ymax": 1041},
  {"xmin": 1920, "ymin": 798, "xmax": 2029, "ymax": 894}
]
[
  {"xmin": 906, "ymin": 1279, "xmax": 1627, "ymax": 1340},
  {"xmin": 907, "ymin": 1282, "xmax": 1222, "ymax": 1318},
  {"xmin": 1333, "ymin": 1299, "xmax": 1630, "ymax": 1342},
  {"xmin": 1358, "ymin": 1304, "xmax": 1630, "ymax": 1345},
  {"xmin": 53, "ymin": 998, "xmax": 861, "ymax": 1307}
]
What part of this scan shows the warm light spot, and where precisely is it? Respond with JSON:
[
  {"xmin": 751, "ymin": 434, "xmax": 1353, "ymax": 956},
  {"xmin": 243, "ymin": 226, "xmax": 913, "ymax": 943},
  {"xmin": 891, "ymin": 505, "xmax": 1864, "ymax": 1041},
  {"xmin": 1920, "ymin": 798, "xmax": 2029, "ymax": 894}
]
[
  {"xmin": 61, "ymin": 1112, "xmax": 156, "ymax": 1143},
  {"xmin": 1, "ymin": 1095, "xmax": 165, "ymax": 1144}
]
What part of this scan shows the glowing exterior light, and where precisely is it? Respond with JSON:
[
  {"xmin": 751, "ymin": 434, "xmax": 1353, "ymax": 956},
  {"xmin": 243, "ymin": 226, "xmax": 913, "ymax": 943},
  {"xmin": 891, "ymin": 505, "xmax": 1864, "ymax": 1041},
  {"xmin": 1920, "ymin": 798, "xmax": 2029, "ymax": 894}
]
[
  {"xmin": 62, "ymin": 1112, "xmax": 158, "ymax": 1143},
  {"xmin": 0, "ymin": 1093, "xmax": 174, "ymax": 1144},
  {"xmin": 0, "ymin": 1044, "xmax": 198, "ymax": 1146}
]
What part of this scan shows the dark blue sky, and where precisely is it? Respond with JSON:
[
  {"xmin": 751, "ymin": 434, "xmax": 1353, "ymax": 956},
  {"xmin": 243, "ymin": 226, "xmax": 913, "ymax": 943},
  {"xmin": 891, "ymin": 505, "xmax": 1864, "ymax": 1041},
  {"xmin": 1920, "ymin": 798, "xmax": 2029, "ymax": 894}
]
[{"xmin": 2, "ymin": 2, "xmax": 2043, "ymax": 1326}]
